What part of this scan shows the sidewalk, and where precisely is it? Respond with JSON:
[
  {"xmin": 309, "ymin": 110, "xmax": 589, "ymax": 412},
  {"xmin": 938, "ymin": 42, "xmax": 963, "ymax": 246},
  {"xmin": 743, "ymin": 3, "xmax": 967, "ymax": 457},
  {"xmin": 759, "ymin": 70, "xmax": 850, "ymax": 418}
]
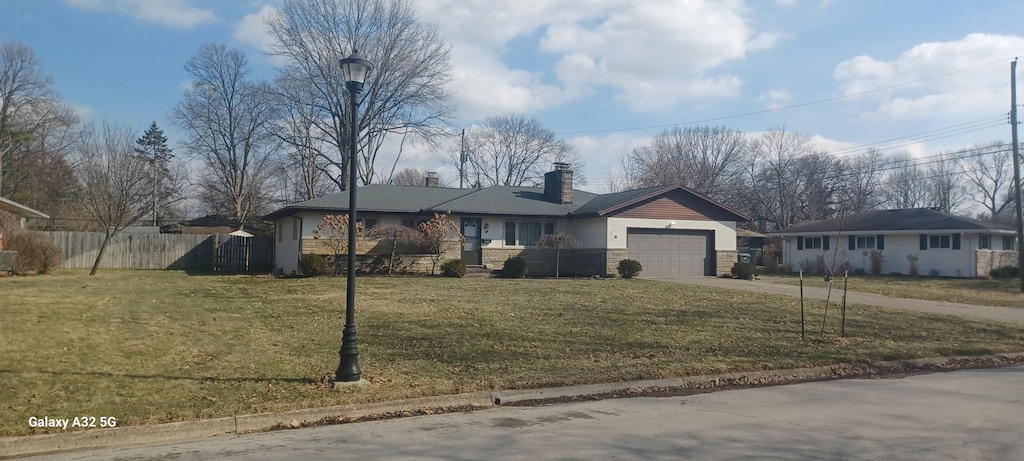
[
  {"xmin": 649, "ymin": 276, "xmax": 1024, "ymax": 325},
  {"xmin": 4, "ymin": 354, "xmax": 1022, "ymax": 459}
]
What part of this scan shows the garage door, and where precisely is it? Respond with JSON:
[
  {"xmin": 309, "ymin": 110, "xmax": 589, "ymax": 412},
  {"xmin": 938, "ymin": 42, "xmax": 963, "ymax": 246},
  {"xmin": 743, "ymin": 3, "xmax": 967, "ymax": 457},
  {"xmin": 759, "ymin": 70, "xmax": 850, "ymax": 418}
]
[{"xmin": 627, "ymin": 229, "xmax": 713, "ymax": 276}]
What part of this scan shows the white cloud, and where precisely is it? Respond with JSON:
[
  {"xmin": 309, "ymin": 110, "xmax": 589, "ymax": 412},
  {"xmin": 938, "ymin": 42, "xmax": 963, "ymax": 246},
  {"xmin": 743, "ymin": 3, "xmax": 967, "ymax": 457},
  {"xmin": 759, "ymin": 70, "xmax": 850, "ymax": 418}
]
[
  {"xmin": 233, "ymin": 5, "xmax": 278, "ymax": 54},
  {"xmin": 756, "ymin": 88, "xmax": 794, "ymax": 109},
  {"xmin": 775, "ymin": 0, "xmax": 797, "ymax": 6},
  {"xmin": 833, "ymin": 33, "xmax": 1024, "ymax": 119},
  {"xmin": 417, "ymin": 0, "xmax": 780, "ymax": 116},
  {"xmin": 66, "ymin": 0, "xmax": 217, "ymax": 28}
]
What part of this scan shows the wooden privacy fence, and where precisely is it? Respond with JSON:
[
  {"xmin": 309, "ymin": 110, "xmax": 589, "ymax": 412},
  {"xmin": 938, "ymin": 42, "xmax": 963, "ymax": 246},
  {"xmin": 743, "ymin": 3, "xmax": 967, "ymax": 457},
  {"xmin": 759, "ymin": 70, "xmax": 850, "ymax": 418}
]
[{"xmin": 42, "ymin": 232, "xmax": 274, "ymax": 272}]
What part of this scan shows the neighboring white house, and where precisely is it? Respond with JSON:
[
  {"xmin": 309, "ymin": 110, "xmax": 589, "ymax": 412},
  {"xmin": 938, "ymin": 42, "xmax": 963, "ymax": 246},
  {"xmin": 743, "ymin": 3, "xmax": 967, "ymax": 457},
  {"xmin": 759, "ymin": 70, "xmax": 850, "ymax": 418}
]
[
  {"xmin": 769, "ymin": 208, "xmax": 1018, "ymax": 278},
  {"xmin": 264, "ymin": 165, "xmax": 750, "ymax": 277}
]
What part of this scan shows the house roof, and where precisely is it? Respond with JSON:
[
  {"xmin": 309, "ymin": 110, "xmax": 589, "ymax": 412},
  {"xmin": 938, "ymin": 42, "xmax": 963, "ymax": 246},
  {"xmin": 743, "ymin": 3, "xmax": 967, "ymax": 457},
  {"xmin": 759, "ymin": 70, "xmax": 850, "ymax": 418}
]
[
  {"xmin": 0, "ymin": 196, "xmax": 50, "ymax": 219},
  {"xmin": 265, "ymin": 183, "xmax": 747, "ymax": 222},
  {"xmin": 770, "ymin": 208, "xmax": 1015, "ymax": 235},
  {"xmin": 570, "ymin": 185, "xmax": 751, "ymax": 221}
]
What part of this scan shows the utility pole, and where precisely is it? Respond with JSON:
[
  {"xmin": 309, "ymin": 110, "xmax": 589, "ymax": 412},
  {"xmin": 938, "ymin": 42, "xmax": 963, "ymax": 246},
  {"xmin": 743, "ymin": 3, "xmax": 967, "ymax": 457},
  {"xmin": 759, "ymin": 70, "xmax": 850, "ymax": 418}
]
[
  {"xmin": 459, "ymin": 128, "xmax": 466, "ymax": 189},
  {"xmin": 1011, "ymin": 59, "xmax": 1023, "ymax": 293}
]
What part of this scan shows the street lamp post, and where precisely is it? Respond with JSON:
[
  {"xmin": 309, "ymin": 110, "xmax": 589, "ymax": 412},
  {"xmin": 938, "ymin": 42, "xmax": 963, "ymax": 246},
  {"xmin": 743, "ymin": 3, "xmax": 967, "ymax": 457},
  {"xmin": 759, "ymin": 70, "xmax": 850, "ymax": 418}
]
[{"xmin": 335, "ymin": 49, "xmax": 372, "ymax": 384}]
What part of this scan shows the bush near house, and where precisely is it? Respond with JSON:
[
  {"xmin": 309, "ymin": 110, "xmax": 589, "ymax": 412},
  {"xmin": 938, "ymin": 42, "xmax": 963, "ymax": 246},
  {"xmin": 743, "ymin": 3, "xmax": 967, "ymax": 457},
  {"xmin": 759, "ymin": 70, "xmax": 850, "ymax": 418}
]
[
  {"xmin": 731, "ymin": 262, "xmax": 758, "ymax": 280},
  {"xmin": 5, "ymin": 232, "xmax": 62, "ymax": 275},
  {"xmin": 990, "ymin": 265, "xmax": 1020, "ymax": 279},
  {"xmin": 617, "ymin": 259, "xmax": 642, "ymax": 279},
  {"xmin": 440, "ymin": 259, "xmax": 466, "ymax": 278},
  {"xmin": 503, "ymin": 256, "xmax": 529, "ymax": 278},
  {"xmin": 298, "ymin": 254, "xmax": 330, "ymax": 277}
]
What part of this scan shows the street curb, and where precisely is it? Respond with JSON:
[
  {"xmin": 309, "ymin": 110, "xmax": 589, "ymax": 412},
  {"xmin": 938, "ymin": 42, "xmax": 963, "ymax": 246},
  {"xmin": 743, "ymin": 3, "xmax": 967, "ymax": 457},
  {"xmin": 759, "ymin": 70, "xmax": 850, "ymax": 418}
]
[{"xmin": 4, "ymin": 353, "xmax": 1024, "ymax": 459}]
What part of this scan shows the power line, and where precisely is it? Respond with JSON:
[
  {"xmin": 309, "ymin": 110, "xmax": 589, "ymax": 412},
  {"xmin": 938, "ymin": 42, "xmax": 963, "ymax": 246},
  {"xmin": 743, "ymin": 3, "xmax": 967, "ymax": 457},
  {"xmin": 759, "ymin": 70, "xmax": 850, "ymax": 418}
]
[{"xmin": 555, "ymin": 57, "xmax": 1012, "ymax": 135}]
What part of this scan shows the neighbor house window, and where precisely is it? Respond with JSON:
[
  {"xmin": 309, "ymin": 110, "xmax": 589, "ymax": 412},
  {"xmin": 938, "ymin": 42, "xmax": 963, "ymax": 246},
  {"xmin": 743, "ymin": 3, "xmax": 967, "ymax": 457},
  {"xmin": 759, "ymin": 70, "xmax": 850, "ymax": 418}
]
[
  {"xmin": 1004, "ymin": 236, "xmax": 1016, "ymax": 251},
  {"xmin": 504, "ymin": 221, "xmax": 553, "ymax": 246},
  {"xmin": 401, "ymin": 218, "xmax": 415, "ymax": 228},
  {"xmin": 357, "ymin": 218, "xmax": 378, "ymax": 230},
  {"xmin": 856, "ymin": 236, "xmax": 875, "ymax": 249},
  {"xmin": 804, "ymin": 237, "xmax": 822, "ymax": 250},
  {"xmin": 277, "ymin": 222, "xmax": 283, "ymax": 243},
  {"xmin": 929, "ymin": 235, "xmax": 950, "ymax": 249},
  {"xmin": 292, "ymin": 218, "xmax": 300, "ymax": 240},
  {"xmin": 979, "ymin": 235, "xmax": 991, "ymax": 249}
]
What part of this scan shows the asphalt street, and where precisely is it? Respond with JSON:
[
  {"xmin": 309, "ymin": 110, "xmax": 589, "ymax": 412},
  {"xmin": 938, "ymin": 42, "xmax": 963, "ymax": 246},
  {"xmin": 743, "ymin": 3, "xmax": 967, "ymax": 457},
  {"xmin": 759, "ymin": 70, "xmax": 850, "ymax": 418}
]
[{"xmin": 23, "ymin": 366, "xmax": 1024, "ymax": 461}]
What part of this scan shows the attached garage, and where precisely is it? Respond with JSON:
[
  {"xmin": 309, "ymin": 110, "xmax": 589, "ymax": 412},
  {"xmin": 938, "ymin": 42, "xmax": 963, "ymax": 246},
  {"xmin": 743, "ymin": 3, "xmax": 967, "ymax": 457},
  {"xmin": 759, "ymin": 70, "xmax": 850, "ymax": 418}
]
[{"xmin": 627, "ymin": 228, "xmax": 714, "ymax": 276}]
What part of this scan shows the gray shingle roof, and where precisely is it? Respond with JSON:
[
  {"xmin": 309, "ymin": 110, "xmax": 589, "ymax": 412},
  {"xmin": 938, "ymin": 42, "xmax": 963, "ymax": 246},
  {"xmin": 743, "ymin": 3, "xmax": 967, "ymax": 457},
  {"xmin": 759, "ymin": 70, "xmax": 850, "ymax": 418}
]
[
  {"xmin": 264, "ymin": 185, "xmax": 474, "ymax": 220},
  {"xmin": 570, "ymin": 185, "xmax": 668, "ymax": 216},
  {"xmin": 771, "ymin": 208, "xmax": 1015, "ymax": 234},
  {"xmin": 264, "ymin": 182, "xmax": 747, "ymax": 222},
  {"xmin": 434, "ymin": 186, "xmax": 599, "ymax": 216}
]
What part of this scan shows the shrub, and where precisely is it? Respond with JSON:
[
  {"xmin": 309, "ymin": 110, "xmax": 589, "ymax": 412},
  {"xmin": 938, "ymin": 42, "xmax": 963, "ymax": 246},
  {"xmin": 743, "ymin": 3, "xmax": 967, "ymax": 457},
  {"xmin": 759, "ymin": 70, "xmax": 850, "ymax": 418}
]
[
  {"xmin": 907, "ymin": 254, "xmax": 920, "ymax": 277},
  {"xmin": 5, "ymin": 232, "xmax": 62, "ymax": 275},
  {"xmin": 763, "ymin": 252, "xmax": 778, "ymax": 274},
  {"xmin": 730, "ymin": 262, "xmax": 758, "ymax": 280},
  {"xmin": 617, "ymin": 259, "xmax": 642, "ymax": 279},
  {"xmin": 299, "ymin": 254, "xmax": 330, "ymax": 276},
  {"xmin": 868, "ymin": 250, "xmax": 884, "ymax": 275},
  {"xmin": 503, "ymin": 256, "xmax": 529, "ymax": 278},
  {"xmin": 990, "ymin": 265, "xmax": 1020, "ymax": 279},
  {"xmin": 440, "ymin": 259, "xmax": 466, "ymax": 278}
]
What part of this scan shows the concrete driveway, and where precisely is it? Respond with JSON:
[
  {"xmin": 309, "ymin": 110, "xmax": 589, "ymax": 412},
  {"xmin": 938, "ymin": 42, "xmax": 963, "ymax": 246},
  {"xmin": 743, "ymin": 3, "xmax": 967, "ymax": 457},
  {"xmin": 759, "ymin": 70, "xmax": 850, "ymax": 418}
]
[{"xmin": 647, "ymin": 275, "xmax": 1024, "ymax": 325}]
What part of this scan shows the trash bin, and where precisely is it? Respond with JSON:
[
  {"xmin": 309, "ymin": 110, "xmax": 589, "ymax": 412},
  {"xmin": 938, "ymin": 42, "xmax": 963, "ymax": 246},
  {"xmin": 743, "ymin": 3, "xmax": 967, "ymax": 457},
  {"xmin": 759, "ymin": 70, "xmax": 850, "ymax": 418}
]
[{"xmin": 738, "ymin": 253, "xmax": 752, "ymax": 264}]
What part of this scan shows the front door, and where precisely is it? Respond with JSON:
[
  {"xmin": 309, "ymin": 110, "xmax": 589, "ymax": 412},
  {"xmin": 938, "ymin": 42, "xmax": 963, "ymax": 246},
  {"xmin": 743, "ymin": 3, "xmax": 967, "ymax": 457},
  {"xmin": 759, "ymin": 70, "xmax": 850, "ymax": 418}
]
[{"xmin": 461, "ymin": 218, "xmax": 482, "ymax": 265}]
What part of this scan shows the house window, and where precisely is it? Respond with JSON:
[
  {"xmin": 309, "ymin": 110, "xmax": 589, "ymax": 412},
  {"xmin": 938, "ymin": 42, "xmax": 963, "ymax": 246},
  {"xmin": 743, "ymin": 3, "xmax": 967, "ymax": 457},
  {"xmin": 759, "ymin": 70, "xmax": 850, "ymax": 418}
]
[
  {"xmin": 979, "ymin": 235, "xmax": 991, "ymax": 249},
  {"xmin": 401, "ymin": 218, "xmax": 415, "ymax": 228},
  {"xmin": 1004, "ymin": 236, "xmax": 1016, "ymax": 251},
  {"xmin": 804, "ymin": 237, "xmax": 822, "ymax": 250},
  {"xmin": 929, "ymin": 235, "xmax": 951, "ymax": 249},
  {"xmin": 856, "ymin": 236, "xmax": 875, "ymax": 249},
  {"xmin": 277, "ymin": 222, "xmax": 283, "ymax": 243},
  {"xmin": 504, "ymin": 221, "xmax": 552, "ymax": 246},
  {"xmin": 292, "ymin": 218, "xmax": 300, "ymax": 241},
  {"xmin": 357, "ymin": 218, "xmax": 378, "ymax": 230}
]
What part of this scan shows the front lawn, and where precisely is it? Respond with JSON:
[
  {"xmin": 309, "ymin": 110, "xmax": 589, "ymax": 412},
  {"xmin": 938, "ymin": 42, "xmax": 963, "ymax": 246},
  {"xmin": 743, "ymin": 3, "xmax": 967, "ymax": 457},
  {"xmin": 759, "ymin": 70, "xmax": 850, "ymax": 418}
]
[
  {"xmin": 763, "ymin": 273, "xmax": 1024, "ymax": 308},
  {"xmin": 2, "ymin": 270, "xmax": 1024, "ymax": 437}
]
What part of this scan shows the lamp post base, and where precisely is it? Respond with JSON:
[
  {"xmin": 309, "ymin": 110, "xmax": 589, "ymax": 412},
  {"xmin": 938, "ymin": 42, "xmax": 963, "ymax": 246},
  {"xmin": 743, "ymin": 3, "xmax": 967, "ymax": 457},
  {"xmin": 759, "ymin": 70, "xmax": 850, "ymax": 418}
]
[
  {"xmin": 331, "ymin": 378, "xmax": 370, "ymax": 389},
  {"xmin": 335, "ymin": 325, "xmax": 361, "ymax": 382}
]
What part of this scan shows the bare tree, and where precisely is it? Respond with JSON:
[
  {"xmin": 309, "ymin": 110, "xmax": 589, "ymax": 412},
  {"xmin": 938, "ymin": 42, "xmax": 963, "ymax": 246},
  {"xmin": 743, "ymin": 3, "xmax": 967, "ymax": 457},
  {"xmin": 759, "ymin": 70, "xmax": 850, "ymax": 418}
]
[
  {"xmin": 881, "ymin": 152, "xmax": 928, "ymax": 209},
  {"xmin": 171, "ymin": 44, "xmax": 279, "ymax": 226},
  {"xmin": 537, "ymin": 232, "xmax": 581, "ymax": 278},
  {"xmin": 266, "ymin": 0, "xmax": 454, "ymax": 191},
  {"xmin": 627, "ymin": 125, "xmax": 747, "ymax": 202},
  {"xmin": 924, "ymin": 152, "xmax": 967, "ymax": 213},
  {"xmin": 390, "ymin": 167, "xmax": 430, "ymax": 186},
  {"xmin": 271, "ymin": 73, "xmax": 332, "ymax": 201},
  {"xmin": 76, "ymin": 123, "xmax": 151, "ymax": 275},
  {"xmin": 458, "ymin": 113, "xmax": 583, "ymax": 187},
  {"xmin": 606, "ymin": 150, "xmax": 644, "ymax": 193},
  {"xmin": 793, "ymin": 152, "xmax": 845, "ymax": 221},
  {"xmin": 0, "ymin": 41, "xmax": 76, "ymax": 196},
  {"xmin": 838, "ymin": 148, "xmax": 885, "ymax": 214},
  {"xmin": 365, "ymin": 223, "xmax": 421, "ymax": 274},
  {"xmin": 961, "ymin": 141, "xmax": 1015, "ymax": 220},
  {"xmin": 746, "ymin": 128, "xmax": 814, "ymax": 231}
]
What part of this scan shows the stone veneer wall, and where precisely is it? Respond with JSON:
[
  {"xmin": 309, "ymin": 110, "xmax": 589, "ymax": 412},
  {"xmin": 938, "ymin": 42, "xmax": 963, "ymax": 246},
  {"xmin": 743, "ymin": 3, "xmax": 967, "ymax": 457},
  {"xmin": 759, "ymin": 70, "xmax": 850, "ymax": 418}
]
[
  {"xmin": 483, "ymin": 248, "xmax": 625, "ymax": 277},
  {"xmin": 715, "ymin": 250, "xmax": 737, "ymax": 277},
  {"xmin": 976, "ymin": 250, "xmax": 1018, "ymax": 277}
]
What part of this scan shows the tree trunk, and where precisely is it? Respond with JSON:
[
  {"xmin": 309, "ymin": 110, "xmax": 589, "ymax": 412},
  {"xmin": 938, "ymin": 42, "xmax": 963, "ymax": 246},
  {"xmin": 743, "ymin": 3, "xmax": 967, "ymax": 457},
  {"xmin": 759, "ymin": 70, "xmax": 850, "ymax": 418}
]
[{"xmin": 89, "ymin": 233, "xmax": 114, "ymax": 276}]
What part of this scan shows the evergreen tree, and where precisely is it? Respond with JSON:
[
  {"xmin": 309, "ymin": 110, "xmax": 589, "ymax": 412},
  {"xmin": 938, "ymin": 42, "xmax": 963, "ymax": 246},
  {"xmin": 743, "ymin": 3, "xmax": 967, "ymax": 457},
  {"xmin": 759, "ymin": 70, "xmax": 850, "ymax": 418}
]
[{"xmin": 134, "ymin": 121, "xmax": 175, "ymax": 226}]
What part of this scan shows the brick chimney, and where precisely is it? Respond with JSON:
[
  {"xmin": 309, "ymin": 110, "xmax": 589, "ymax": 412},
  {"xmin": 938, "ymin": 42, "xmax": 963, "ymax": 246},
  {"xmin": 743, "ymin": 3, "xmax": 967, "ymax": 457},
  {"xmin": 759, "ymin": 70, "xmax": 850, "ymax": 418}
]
[
  {"xmin": 425, "ymin": 171, "xmax": 439, "ymax": 187},
  {"xmin": 543, "ymin": 162, "xmax": 572, "ymax": 204}
]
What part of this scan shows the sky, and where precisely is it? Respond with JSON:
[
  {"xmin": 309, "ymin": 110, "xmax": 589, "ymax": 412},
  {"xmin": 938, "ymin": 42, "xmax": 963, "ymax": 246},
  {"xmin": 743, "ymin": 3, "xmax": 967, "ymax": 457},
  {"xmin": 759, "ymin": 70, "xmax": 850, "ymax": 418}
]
[{"xmin": 2, "ymin": 0, "xmax": 1023, "ymax": 195}]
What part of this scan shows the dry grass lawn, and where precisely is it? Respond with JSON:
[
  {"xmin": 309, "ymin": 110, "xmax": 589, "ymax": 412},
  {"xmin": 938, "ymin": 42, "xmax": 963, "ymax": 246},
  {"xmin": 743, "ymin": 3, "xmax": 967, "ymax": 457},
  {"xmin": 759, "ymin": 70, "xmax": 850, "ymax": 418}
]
[
  {"xmin": 764, "ymin": 274, "xmax": 1024, "ymax": 308},
  {"xmin": 2, "ymin": 270, "xmax": 1024, "ymax": 437}
]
